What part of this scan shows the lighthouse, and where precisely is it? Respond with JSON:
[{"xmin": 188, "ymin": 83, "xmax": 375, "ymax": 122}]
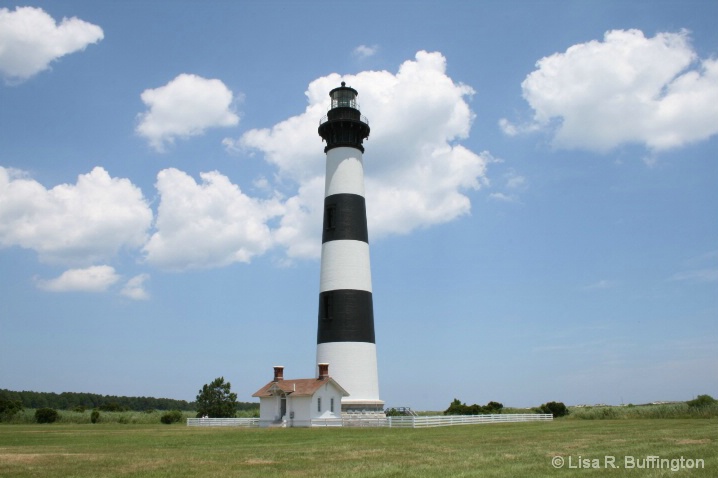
[{"xmin": 316, "ymin": 82, "xmax": 383, "ymax": 412}]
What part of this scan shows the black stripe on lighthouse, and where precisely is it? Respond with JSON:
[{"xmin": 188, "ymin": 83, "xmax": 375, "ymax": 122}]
[
  {"xmin": 322, "ymin": 194, "xmax": 368, "ymax": 243},
  {"xmin": 317, "ymin": 290, "xmax": 375, "ymax": 343}
]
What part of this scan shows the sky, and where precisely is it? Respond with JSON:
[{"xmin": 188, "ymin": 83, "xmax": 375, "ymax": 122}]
[{"xmin": 1, "ymin": 0, "xmax": 716, "ymax": 411}]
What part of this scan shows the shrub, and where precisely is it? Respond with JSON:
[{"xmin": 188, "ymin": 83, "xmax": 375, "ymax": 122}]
[
  {"xmin": 35, "ymin": 408, "xmax": 59, "ymax": 424},
  {"xmin": 91, "ymin": 409, "xmax": 100, "ymax": 423},
  {"xmin": 539, "ymin": 401, "xmax": 569, "ymax": 417},
  {"xmin": 444, "ymin": 399, "xmax": 505, "ymax": 415},
  {"xmin": 687, "ymin": 394, "xmax": 716, "ymax": 408},
  {"xmin": 485, "ymin": 401, "xmax": 504, "ymax": 413},
  {"xmin": 160, "ymin": 410, "xmax": 183, "ymax": 424},
  {"xmin": 0, "ymin": 398, "xmax": 23, "ymax": 421}
]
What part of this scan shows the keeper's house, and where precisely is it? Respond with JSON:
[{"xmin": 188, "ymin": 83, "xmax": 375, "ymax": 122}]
[{"xmin": 252, "ymin": 364, "xmax": 348, "ymax": 427}]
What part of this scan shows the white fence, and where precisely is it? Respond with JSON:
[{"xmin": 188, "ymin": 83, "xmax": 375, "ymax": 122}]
[
  {"xmin": 386, "ymin": 414, "xmax": 553, "ymax": 428},
  {"xmin": 187, "ymin": 414, "xmax": 552, "ymax": 428},
  {"xmin": 187, "ymin": 418, "xmax": 259, "ymax": 427}
]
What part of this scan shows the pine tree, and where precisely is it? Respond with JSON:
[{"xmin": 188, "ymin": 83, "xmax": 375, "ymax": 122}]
[{"xmin": 195, "ymin": 377, "xmax": 238, "ymax": 418}]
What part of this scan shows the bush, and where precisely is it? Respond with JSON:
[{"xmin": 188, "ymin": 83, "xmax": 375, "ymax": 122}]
[
  {"xmin": 0, "ymin": 398, "xmax": 23, "ymax": 421},
  {"xmin": 91, "ymin": 409, "xmax": 100, "ymax": 423},
  {"xmin": 444, "ymin": 399, "xmax": 504, "ymax": 415},
  {"xmin": 687, "ymin": 394, "xmax": 717, "ymax": 408},
  {"xmin": 160, "ymin": 410, "xmax": 183, "ymax": 424},
  {"xmin": 35, "ymin": 408, "xmax": 59, "ymax": 424},
  {"xmin": 539, "ymin": 401, "xmax": 569, "ymax": 417},
  {"xmin": 485, "ymin": 401, "xmax": 504, "ymax": 413}
]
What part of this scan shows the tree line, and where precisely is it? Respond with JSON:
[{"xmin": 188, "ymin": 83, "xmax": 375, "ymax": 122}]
[
  {"xmin": 444, "ymin": 398, "xmax": 569, "ymax": 417},
  {"xmin": 0, "ymin": 388, "xmax": 258, "ymax": 412}
]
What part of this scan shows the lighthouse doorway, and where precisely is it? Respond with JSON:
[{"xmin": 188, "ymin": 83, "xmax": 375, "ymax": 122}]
[{"xmin": 280, "ymin": 397, "xmax": 287, "ymax": 418}]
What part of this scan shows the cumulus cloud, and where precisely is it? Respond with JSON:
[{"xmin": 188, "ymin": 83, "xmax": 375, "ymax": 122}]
[
  {"xmin": 0, "ymin": 166, "xmax": 152, "ymax": 264},
  {"xmin": 36, "ymin": 265, "xmax": 120, "ymax": 292},
  {"xmin": 136, "ymin": 74, "xmax": 239, "ymax": 152},
  {"xmin": 232, "ymin": 50, "xmax": 488, "ymax": 259},
  {"xmin": 4, "ymin": 51, "xmax": 489, "ymax": 272},
  {"xmin": 501, "ymin": 29, "xmax": 718, "ymax": 152},
  {"xmin": 121, "ymin": 273, "xmax": 150, "ymax": 300},
  {"xmin": 143, "ymin": 168, "xmax": 282, "ymax": 270},
  {"xmin": 0, "ymin": 6, "xmax": 103, "ymax": 84}
]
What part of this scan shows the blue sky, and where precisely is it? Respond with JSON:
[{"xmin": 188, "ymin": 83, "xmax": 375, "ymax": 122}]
[{"xmin": 1, "ymin": 0, "xmax": 716, "ymax": 410}]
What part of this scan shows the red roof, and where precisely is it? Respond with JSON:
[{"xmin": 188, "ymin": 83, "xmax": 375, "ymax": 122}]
[{"xmin": 252, "ymin": 377, "xmax": 349, "ymax": 398}]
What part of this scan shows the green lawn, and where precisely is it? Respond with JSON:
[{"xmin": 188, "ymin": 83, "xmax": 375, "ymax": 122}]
[{"xmin": 0, "ymin": 419, "xmax": 715, "ymax": 477}]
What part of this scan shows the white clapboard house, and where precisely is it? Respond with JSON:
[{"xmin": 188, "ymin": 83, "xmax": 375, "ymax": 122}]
[{"xmin": 252, "ymin": 364, "xmax": 348, "ymax": 427}]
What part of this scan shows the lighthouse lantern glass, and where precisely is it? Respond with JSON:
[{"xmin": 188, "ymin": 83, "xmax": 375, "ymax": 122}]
[{"xmin": 331, "ymin": 89, "xmax": 357, "ymax": 109}]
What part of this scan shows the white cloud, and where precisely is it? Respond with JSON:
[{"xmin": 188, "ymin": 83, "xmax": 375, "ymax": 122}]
[
  {"xmin": 505, "ymin": 171, "xmax": 526, "ymax": 190},
  {"xmin": 121, "ymin": 273, "xmax": 150, "ymax": 300},
  {"xmin": 36, "ymin": 265, "xmax": 119, "ymax": 292},
  {"xmin": 143, "ymin": 168, "xmax": 282, "ymax": 270},
  {"xmin": 353, "ymin": 44, "xmax": 378, "ymax": 59},
  {"xmin": 4, "ymin": 51, "xmax": 489, "ymax": 271},
  {"xmin": 502, "ymin": 29, "xmax": 718, "ymax": 152},
  {"xmin": 498, "ymin": 118, "xmax": 519, "ymax": 136},
  {"xmin": 0, "ymin": 166, "xmax": 152, "ymax": 264},
  {"xmin": 136, "ymin": 74, "xmax": 239, "ymax": 152},
  {"xmin": 0, "ymin": 6, "xmax": 103, "ymax": 84},
  {"xmin": 488, "ymin": 192, "xmax": 518, "ymax": 203},
  {"xmin": 234, "ymin": 50, "xmax": 489, "ymax": 259}
]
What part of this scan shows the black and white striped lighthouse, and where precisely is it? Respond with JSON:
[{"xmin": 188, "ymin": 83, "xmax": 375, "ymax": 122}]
[{"xmin": 316, "ymin": 82, "xmax": 382, "ymax": 411}]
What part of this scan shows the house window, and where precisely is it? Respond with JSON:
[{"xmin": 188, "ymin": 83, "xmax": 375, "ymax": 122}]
[
  {"xmin": 330, "ymin": 397, "xmax": 335, "ymax": 413},
  {"xmin": 317, "ymin": 397, "xmax": 322, "ymax": 412}
]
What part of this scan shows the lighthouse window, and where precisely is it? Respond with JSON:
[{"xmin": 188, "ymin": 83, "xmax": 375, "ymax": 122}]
[
  {"xmin": 325, "ymin": 204, "xmax": 336, "ymax": 230},
  {"xmin": 317, "ymin": 397, "xmax": 322, "ymax": 412},
  {"xmin": 331, "ymin": 90, "xmax": 356, "ymax": 109},
  {"xmin": 322, "ymin": 295, "xmax": 332, "ymax": 320},
  {"xmin": 330, "ymin": 398, "xmax": 335, "ymax": 412}
]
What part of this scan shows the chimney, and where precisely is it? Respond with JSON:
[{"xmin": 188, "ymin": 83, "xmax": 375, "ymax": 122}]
[
  {"xmin": 273, "ymin": 366, "xmax": 284, "ymax": 382},
  {"xmin": 318, "ymin": 363, "xmax": 329, "ymax": 380}
]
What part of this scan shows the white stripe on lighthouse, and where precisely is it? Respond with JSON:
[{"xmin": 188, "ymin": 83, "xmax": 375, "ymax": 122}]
[
  {"xmin": 325, "ymin": 147, "xmax": 366, "ymax": 197},
  {"xmin": 316, "ymin": 342, "xmax": 380, "ymax": 402},
  {"xmin": 319, "ymin": 240, "xmax": 372, "ymax": 293}
]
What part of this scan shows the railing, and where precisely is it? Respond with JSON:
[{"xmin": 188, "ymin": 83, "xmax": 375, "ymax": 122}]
[
  {"xmin": 319, "ymin": 112, "xmax": 369, "ymax": 126},
  {"xmin": 390, "ymin": 406, "xmax": 418, "ymax": 417},
  {"xmin": 387, "ymin": 414, "xmax": 553, "ymax": 428},
  {"xmin": 186, "ymin": 418, "xmax": 259, "ymax": 427},
  {"xmin": 310, "ymin": 418, "xmax": 344, "ymax": 427},
  {"xmin": 187, "ymin": 414, "xmax": 552, "ymax": 428}
]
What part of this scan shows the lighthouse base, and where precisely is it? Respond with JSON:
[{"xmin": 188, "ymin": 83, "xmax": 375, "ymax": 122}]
[
  {"xmin": 316, "ymin": 341, "xmax": 382, "ymax": 410},
  {"xmin": 341, "ymin": 400, "xmax": 385, "ymax": 413}
]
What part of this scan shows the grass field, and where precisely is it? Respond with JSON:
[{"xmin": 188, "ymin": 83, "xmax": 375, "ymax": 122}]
[{"xmin": 0, "ymin": 419, "xmax": 715, "ymax": 477}]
